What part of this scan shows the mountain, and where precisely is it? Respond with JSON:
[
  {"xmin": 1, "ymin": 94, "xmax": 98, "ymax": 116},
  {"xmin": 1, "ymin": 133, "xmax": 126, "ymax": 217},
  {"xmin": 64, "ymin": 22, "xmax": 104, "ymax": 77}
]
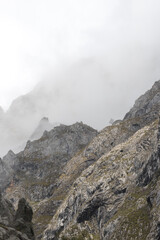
[
  {"xmin": 42, "ymin": 80, "xmax": 160, "ymax": 240},
  {"xmin": 2, "ymin": 80, "xmax": 160, "ymax": 239},
  {"xmin": 44, "ymin": 120, "xmax": 159, "ymax": 240}
]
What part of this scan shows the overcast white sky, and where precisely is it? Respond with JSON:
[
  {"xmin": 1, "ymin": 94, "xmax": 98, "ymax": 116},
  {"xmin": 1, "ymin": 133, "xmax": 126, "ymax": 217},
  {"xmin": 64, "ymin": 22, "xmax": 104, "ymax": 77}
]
[{"xmin": 0, "ymin": 0, "xmax": 160, "ymax": 112}]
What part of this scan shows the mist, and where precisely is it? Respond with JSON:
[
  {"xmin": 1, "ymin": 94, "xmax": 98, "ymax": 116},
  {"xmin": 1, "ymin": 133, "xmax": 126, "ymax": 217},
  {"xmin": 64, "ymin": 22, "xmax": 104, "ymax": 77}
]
[{"xmin": 0, "ymin": 0, "xmax": 160, "ymax": 156}]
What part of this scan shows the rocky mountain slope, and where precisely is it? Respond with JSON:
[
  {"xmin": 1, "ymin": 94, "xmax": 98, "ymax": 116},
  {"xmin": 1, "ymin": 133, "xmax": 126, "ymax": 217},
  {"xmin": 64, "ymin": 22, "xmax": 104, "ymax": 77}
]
[
  {"xmin": 43, "ymin": 119, "xmax": 159, "ymax": 240},
  {"xmin": 1, "ymin": 122, "xmax": 97, "ymax": 238},
  {"xmin": 41, "ymin": 80, "xmax": 160, "ymax": 240},
  {"xmin": 2, "ymin": 80, "xmax": 160, "ymax": 239}
]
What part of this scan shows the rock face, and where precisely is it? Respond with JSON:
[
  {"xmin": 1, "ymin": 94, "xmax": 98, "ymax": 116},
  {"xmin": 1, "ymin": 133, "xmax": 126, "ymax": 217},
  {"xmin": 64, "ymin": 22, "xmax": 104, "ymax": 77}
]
[{"xmin": 0, "ymin": 193, "xmax": 34, "ymax": 240}]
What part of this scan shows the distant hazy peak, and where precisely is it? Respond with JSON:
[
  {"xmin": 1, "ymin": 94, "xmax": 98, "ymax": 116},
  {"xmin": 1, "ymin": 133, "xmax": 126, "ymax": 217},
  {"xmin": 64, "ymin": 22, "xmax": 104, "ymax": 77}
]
[{"xmin": 30, "ymin": 117, "xmax": 59, "ymax": 141}]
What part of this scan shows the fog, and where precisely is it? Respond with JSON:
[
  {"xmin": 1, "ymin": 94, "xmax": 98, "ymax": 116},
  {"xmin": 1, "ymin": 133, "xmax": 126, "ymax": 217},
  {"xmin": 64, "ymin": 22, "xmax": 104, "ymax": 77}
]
[{"xmin": 0, "ymin": 0, "xmax": 160, "ymax": 156}]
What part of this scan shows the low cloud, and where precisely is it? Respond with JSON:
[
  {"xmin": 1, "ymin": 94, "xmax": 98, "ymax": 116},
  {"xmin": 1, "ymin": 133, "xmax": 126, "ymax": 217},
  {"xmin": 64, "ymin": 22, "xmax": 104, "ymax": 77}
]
[{"xmin": 0, "ymin": 1, "xmax": 160, "ymax": 156}]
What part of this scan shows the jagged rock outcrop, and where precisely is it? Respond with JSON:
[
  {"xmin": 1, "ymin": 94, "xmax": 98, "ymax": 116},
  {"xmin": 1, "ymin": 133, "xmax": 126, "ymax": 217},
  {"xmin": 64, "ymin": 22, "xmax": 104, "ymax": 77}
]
[{"xmin": 0, "ymin": 193, "xmax": 34, "ymax": 240}]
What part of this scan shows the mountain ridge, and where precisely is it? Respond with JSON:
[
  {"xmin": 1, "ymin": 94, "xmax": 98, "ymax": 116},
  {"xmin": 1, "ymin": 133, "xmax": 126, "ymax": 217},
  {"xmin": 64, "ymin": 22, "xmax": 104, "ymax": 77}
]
[{"xmin": 1, "ymin": 80, "xmax": 160, "ymax": 239}]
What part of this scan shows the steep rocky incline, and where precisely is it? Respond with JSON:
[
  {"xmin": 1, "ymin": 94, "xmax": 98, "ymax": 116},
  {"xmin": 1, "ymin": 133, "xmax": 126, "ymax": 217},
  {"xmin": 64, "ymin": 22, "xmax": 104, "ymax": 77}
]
[
  {"xmin": 43, "ymin": 119, "xmax": 160, "ymax": 240},
  {"xmin": 0, "ymin": 193, "xmax": 35, "ymax": 240}
]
